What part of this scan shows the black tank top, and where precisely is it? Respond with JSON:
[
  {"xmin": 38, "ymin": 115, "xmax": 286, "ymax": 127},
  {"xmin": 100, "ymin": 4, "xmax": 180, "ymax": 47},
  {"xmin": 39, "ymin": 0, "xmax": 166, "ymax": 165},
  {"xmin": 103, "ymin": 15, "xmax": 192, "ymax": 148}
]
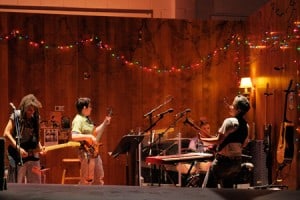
[{"xmin": 217, "ymin": 117, "xmax": 248, "ymax": 152}]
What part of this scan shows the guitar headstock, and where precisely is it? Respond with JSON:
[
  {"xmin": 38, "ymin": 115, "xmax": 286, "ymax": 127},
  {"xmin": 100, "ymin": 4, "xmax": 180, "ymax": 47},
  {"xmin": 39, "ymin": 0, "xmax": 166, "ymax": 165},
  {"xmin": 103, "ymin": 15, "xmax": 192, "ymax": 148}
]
[{"xmin": 107, "ymin": 107, "xmax": 113, "ymax": 117}]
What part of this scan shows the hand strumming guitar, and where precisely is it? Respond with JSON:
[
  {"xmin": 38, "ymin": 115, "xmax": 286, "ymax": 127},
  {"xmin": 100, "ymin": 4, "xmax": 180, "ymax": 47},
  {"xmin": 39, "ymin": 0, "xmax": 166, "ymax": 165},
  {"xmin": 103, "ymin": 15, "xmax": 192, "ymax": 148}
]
[
  {"xmin": 85, "ymin": 134, "xmax": 97, "ymax": 145},
  {"xmin": 18, "ymin": 146, "xmax": 29, "ymax": 158}
]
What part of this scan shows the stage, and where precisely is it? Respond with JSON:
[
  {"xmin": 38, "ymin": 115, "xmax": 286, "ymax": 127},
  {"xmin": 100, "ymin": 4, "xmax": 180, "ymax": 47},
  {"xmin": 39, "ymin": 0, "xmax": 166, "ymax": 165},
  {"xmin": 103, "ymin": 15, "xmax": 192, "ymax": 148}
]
[{"xmin": 0, "ymin": 183, "xmax": 299, "ymax": 200}]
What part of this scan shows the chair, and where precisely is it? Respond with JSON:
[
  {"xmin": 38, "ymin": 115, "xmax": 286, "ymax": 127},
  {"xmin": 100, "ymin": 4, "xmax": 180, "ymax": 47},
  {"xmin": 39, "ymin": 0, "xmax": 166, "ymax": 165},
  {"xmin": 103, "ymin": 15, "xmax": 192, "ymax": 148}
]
[{"xmin": 61, "ymin": 158, "xmax": 81, "ymax": 184}]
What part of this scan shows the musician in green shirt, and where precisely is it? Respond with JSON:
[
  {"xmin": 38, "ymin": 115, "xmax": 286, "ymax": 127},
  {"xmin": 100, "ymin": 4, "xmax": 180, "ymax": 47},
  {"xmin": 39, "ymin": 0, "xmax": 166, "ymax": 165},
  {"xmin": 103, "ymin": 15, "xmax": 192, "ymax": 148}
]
[{"xmin": 71, "ymin": 97, "xmax": 111, "ymax": 185}]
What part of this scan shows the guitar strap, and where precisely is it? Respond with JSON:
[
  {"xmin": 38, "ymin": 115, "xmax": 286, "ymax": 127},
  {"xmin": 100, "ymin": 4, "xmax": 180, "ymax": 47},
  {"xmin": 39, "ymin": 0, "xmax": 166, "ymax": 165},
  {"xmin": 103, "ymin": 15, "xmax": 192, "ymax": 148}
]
[{"xmin": 9, "ymin": 110, "xmax": 40, "ymax": 163}]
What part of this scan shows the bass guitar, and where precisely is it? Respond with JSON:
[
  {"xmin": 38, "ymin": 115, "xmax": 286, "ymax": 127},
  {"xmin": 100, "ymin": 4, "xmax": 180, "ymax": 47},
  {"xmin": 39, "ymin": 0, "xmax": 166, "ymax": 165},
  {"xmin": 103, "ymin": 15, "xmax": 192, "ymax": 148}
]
[
  {"xmin": 81, "ymin": 108, "xmax": 113, "ymax": 158},
  {"xmin": 8, "ymin": 141, "xmax": 80, "ymax": 165},
  {"xmin": 263, "ymin": 83, "xmax": 273, "ymax": 184},
  {"xmin": 276, "ymin": 79, "xmax": 294, "ymax": 164}
]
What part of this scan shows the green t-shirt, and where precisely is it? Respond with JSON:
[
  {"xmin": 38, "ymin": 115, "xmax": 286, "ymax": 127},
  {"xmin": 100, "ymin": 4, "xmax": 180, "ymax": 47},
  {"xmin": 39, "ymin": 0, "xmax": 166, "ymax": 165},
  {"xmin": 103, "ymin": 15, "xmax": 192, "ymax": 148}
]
[{"xmin": 72, "ymin": 114, "xmax": 94, "ymax": 135}]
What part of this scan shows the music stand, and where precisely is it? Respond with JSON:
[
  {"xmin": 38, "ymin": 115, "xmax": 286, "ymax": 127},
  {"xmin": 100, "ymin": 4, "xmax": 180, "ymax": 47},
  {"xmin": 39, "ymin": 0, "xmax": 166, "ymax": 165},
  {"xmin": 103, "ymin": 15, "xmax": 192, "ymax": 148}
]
[{"xmin": 111, "ymin": 135, "xmax": 144, "ymax": 185}]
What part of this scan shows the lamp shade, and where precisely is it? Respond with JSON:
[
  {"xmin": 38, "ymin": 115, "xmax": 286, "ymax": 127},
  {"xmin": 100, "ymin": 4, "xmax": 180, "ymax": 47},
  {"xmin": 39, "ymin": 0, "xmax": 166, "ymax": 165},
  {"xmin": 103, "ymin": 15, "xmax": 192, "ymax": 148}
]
[{"xmin": 239, "ymin": 77, "xmax": 253, "ymax": 89}]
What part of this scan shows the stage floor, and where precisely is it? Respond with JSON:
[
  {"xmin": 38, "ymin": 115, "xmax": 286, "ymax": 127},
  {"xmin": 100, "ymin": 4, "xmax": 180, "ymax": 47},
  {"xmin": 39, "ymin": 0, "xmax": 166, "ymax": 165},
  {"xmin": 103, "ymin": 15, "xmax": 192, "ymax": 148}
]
[{"xmin": 0, "ymin": 183, "xmax": 299, "ymax": 200}]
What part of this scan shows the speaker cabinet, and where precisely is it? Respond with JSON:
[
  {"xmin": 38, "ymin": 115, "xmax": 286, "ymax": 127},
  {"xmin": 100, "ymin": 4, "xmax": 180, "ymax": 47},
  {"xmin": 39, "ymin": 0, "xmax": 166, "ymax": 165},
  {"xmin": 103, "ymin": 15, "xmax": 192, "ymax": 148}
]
[{"xmin": 248, "ymin": 140, "xmax": 268, "ymax": 186}]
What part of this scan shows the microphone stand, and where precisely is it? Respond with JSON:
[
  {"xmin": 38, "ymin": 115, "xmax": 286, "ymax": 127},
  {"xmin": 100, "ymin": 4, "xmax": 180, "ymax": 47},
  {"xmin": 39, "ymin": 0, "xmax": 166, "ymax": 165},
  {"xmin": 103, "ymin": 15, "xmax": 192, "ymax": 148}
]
[
  {"xmin": 156, "ymin": 114, "xmax": 187, "ymax": 156},
  {"xmin": 149, "ymin": 114, "xmax": 186, "ymax": 186},
  {"xmin": 143, "ymin": 97, "xmax": 173, "ymax": 151},
  {"xmin": 142, "ymin": 97, "xmax": 173, "ymax": 185},
  {"xmin": 12, "ymin": 108, "xmax": 23, "ymax": 183},
  {"xmin": 145, "ymin": 111, "xmax": 186, "ymax": 157},
  {"xmin": 142, "ymin": 114, "xmax": 166, "ymax": 186}
]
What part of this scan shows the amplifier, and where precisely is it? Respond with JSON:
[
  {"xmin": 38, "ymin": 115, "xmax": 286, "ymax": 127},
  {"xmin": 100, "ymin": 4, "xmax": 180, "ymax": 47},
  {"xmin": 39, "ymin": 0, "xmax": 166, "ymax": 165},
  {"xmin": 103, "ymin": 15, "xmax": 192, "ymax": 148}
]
[{"xmin": 0, "ymin": 137, "xmax": 7, "ymax": 191}]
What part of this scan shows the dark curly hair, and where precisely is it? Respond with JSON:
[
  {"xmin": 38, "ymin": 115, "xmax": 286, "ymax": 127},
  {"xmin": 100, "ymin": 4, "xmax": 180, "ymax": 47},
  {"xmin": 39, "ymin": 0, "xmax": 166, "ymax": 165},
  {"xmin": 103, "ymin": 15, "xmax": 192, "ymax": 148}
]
[
  {"xmin": 18, "ymin": 94, "xmax": 42, "ymax": 148},
  {"xmin": 19, "ymin": 94, "xmax": 42, "ymax": 112}
]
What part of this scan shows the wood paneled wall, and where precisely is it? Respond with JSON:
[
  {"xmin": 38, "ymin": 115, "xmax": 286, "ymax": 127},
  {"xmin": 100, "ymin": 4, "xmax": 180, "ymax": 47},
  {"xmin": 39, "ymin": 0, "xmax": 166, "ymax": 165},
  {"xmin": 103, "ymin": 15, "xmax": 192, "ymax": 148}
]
[
  {"xmin": 248, "ymin": 0, "xmax": 299, "ymax": 189},
  {"xmin": 0, "ymin": 0, "xmax": 299, "ymax": 189}
]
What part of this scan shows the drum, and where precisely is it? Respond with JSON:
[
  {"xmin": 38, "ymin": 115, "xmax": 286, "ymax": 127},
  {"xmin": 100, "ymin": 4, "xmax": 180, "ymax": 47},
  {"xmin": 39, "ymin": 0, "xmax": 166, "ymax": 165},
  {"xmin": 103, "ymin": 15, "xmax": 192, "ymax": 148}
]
[{"xmin": 175, "ymin": 163, "xmax": 197, "ymax": 174}]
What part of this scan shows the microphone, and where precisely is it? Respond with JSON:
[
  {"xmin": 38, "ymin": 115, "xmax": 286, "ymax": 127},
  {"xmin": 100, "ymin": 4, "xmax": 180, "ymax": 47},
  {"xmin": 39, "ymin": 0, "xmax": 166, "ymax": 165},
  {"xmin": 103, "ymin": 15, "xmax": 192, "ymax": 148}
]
[
  {"xmin": 183, "ymin": 117, "xmax": 192, "ymax": 125},
  {"xmin": 9, "ymin": 102, "xmax": 16, "ymax": 110},
  {"xmin": 155, "ymin": 108, "xmax": 174, "ymax": 118},
  {"xmin": 165, "ymin": 96, "xmax": 174, "ymax": 104},
  {"xmin": 175, "ymin": 108, "xmax": 191, "ymax": 117},
  {"xmin": 274, "ymin": 66, "xmax": 285, "ymax": 71},
  {"xmin": 184, "ymin": 117, "xmax": 200, "ymax": 131},
  {"xmin": 143, "ymin": 96, "xmax": 174, "ymax": 118}
]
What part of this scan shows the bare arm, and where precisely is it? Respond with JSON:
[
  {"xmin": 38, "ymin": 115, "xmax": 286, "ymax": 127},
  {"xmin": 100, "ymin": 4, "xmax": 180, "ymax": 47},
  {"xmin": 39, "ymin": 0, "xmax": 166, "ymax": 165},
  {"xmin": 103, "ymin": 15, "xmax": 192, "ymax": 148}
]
[
  {"xmin": 94, "ymin": 116, "xmax": 111, "ymax": 142},
  {"xmin": 71, "ymin": 132, "xmax": 96, "ymax": 145},
  {"xmin": 3, "ymin": 119, "xmax": 28, "ymax": 157},
  {"xmin": 3, "ymin": 120, "xmax": 16, "ymax": 147},
  {"xmin": 200, "ymin": 134, "xmax": 220, "ymax": 142}
]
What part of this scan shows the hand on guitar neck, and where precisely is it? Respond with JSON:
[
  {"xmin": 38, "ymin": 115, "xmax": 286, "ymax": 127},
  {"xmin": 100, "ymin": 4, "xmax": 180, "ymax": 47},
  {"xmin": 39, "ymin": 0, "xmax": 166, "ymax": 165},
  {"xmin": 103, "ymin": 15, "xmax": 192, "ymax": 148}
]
[
  {"xmin": 17, "ymin": 143, "xmax": 47, "ymax": 159},
  {"xmin": 95, "ymin": 108, "xmax": 112, "ymax": 143}
]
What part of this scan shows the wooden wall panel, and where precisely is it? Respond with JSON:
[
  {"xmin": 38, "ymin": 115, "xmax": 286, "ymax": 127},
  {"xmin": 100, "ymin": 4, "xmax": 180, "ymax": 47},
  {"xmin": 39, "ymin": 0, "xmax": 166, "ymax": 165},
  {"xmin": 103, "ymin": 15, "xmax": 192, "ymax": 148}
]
[
  {"xmin": 0, "ymin": 14, "xmax": 8, "ymax": 133},
  {"xmin": 248, "ymin": 0, "xmax": 299, "ymax": 189},
  {"xmin": 0, "ymin": 0, "xmax": 299, "ymax": 188}
]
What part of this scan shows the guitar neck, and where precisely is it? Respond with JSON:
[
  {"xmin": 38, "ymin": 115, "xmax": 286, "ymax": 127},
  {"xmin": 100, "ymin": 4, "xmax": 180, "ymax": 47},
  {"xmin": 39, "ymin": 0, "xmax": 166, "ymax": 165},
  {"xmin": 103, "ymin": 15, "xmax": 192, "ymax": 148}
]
[
  {"xmin": 283, "ymin": 80, "xmax": 293, "ymax": 122},
  {"xmin": 95, "ymin": 108, "xmax": 113, "ymax": 143},
  {"xmin": 45, "ymin": 141, "xmax": 80, "ymax": 151}
]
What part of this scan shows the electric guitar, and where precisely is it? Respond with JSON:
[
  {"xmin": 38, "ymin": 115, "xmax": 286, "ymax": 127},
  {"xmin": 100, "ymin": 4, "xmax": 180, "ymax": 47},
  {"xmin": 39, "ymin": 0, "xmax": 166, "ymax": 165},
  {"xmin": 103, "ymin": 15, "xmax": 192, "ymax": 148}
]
[
  {"xmin": 276, "ymin": 80, "xmax": 294, "ymax": 164},
  {"xmin": 81, "ymin": 108, "xmax": 113, "ymax": 158},
  {"xmin": 8, "ymin": 141, "xmax": 80, "ymax": 165}
]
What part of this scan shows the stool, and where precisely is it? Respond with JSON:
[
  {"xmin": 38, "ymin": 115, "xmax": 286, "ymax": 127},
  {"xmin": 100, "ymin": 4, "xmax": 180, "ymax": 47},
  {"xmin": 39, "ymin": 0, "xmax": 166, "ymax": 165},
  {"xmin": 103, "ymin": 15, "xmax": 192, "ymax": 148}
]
[
  {"xmin": 61, "ymin": 158, "xmax": 81, "ymax": 184},
  {"xmin": 40, "ymin": 168, "xmax": 50, "ymax": 184}
]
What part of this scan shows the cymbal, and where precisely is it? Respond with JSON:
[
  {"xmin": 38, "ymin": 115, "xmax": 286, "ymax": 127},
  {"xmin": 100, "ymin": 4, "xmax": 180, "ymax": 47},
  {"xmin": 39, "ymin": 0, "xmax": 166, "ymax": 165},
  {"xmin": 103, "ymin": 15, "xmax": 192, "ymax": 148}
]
[
  {"xmin": 143, "ymin": 128, "xmax": 174, "ymax": 136},
  {"xmin": 165, "ymin": 137, "xmax": 191, "ymax": 141}
]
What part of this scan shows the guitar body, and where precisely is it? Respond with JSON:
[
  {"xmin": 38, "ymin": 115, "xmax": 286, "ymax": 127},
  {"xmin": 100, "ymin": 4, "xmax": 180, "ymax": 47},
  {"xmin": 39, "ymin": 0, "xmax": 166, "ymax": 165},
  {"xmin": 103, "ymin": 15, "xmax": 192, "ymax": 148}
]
[
  {"xmin": 8, "ymin": 145, "xmax": 40, "ymax": 166},
  {"xmin": 80, "ymin": 141, "xmax": 103, "ymax": 158},
  {"xmin": 276, "ymin": 122, "xmax": 287, "ymax": 164},
  {"xmin": 283, "ymin": 122, "xmax": 294, "ymax": 163},
  {"xmin": 276, "ymin": 122, "xmax": 294, "ymax": 164},
  {"xmin": 276, "ymin": 80, "xmax": 294, "ymax": 164}
]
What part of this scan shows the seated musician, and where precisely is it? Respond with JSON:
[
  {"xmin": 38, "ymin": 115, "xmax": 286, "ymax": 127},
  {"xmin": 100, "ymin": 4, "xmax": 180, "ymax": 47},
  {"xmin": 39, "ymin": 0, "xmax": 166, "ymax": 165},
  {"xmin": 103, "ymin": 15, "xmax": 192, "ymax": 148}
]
[
  {"xmin": 177, "ymin": 118, "xmax": 216, "ymax": 176},
  {"xmin": 202, "ymin": 95, "xmax": 250, "ymax": 188},
  {"xmin": 188, "ymin": 117, "xmax": 216, "ymax": 153}
]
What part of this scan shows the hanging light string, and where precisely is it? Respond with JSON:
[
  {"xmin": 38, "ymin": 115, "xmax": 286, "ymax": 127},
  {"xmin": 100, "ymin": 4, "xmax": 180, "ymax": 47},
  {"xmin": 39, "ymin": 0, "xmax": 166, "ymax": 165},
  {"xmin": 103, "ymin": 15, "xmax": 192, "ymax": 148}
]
[
  {"xmin": 0, "ymin": 20, "xmax": 299, "ymax": 73},
  {"xmin": 0, "ymin": 29, "xmax": 244, "ymax": 73}
]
